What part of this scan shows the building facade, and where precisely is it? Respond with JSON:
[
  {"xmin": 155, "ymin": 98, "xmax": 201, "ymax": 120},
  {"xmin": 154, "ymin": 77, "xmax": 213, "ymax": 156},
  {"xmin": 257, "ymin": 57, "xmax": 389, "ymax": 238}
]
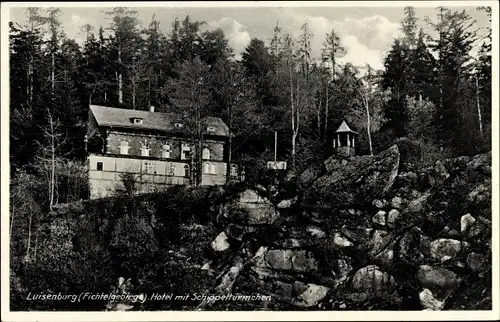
[{"xmin": 86, "ymin": 105, "xmax": 233, "ymax": 199}]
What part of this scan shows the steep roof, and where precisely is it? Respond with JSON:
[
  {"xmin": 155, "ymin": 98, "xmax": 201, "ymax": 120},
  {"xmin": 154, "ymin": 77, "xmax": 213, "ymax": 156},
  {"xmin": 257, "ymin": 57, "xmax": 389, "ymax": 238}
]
[
  {"xmin": 89, "ymin": 105, "xmax": 229, "ymax": 137},
  {"xmin": 335, "ymin": 120, "xmax": 358, "ymax": 135}
]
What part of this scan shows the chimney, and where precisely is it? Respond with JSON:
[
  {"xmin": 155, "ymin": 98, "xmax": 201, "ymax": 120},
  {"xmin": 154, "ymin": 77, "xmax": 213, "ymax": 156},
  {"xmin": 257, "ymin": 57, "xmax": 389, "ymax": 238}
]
[{"xmin": 149, "ymin": 105, "xmax": 155, "ymax": 113}]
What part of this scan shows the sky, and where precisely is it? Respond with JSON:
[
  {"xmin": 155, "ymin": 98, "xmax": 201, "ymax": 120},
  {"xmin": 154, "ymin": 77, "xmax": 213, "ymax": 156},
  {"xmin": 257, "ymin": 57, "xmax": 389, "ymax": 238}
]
[{"xmin": 9, "ymin": 4, "xmax": 491, "ymax": 71}]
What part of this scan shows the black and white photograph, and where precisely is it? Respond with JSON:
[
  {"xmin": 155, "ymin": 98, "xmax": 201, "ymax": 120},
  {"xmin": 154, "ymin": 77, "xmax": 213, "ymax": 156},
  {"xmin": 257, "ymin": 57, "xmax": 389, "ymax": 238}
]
[{"xmin": 1, "ymin": 1, "xmax": 498, "ymax": 320}]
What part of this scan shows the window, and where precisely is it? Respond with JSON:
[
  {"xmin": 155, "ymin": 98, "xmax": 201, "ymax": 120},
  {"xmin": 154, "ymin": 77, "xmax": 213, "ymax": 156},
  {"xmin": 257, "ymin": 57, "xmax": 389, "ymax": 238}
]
[
  {"xmin": 133, "ymin": 118, "xmax": 144, "ymax": 124},
  {"xmin": 184, "ymin": 165, "xmax": 190, "ymax": 178},
  {"xmin": 96, "ymin": 161, "xmax": 103, "ymax": 171},
  {"xmin": 162, "ymin": 144, "xmax": 171, "ymax": 159},
  {"xmin": 202, "ymin": 148, "xmax": 210, "ymax": 160},
  {"xmin": 175, "ymin": 122, "xmax": 183, "ymax": 129},
  {"xmin": 204, "ymin": 163, "xmax": 217, "ymax": 174},
  {"xmin": 168, "ymin": 164, "xmax": 175, "ymax": 176},
  {"xmin": 144, "ymin": 161, "xmax": 155, "ymax": 174},
  {"xmin": 119, "ymin": 141, "xmax": 129, "ymax": 155},
  {"xmin": 207, "ymin": 126, "xmax": 216, "ymax": 132},
  {"xmin": 181, "ymin": 143, "xmax": 190, "ymax": 160},
  {"xmin": 141, "ymin": 142, "xmax": 150, "ymax": 157}
]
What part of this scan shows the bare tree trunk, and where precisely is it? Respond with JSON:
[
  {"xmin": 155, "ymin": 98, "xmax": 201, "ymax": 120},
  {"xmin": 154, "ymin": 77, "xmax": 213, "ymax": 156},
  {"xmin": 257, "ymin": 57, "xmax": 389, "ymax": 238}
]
[
  {"xmin": 28, "ymin": 59, "xmax": 34, "ymax": 104},
  {"xmin": 118, "ymin": 44, "xmax": 123, "ymax": 104},
  {"xmin": 475, "ymin": 76, "xmax": 483, "ymax": 136},
  {"xmin": 51, "ymin": 52, "xmax": 55, "ymax": 92},
  {"xmin": 26, "ymin": 212, "xmax": 32, "ymax": 265},
  {"xmin": 50, "ymin": 114, "xmax": 56, "ymax": 210},
  {"xmin": 325, "ymin": 83, "xmax": 329, "ymax": 141},
  {"xmin": 34, "ymin": 228, "xmax": 39, "ymax": 263},
  {"xmin": 10, "ymin": 196, "xmax": 15, "ymax": 237},
  {"xmin": 132, "ymin": 58, "xmax": 136, "ymax": 110},
  {"xmin": 289, "ymin": 58, "xmax": 296, "ymax": 169},
  {"xmin": 363, "ymin": 93, "xmax": 373, "ymax": 156},
  {"xmin": 317, "ymin": 94, "xmax": 322, "ymax": 139}
]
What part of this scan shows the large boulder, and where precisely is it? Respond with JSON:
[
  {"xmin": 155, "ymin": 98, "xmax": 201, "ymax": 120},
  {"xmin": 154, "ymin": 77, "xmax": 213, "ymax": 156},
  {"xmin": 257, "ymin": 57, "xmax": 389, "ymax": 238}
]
[
  {"xmin": 265, "ymin": 249, "xmax": 293, "ymax": 271},
  {"xmin": 302, "ymin": 145, "xmax": 400, "ymax": 208},
  {"xmin": 351, "ymin": 265, "xmax": 397, "ymax": 293},
  {"xmin": 416, "ymin": 265, "xmax": 462, "ymax": 298},
  {"xmin": 211, "ymin": 232, "xmax": 230, "ymax": 252},
  {"xmin": 429, "ymin": 239, "xmax": 461, "ymax": 262},
  {"xmin": 295, "ymin": 283, "xmax": 330, "ymax": 307}
]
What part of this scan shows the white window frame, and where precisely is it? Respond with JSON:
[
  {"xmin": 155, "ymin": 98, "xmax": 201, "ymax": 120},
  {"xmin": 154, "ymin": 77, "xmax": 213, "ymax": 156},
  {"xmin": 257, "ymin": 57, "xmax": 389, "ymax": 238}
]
[
  {"xmin": 210, "ymin": 163, "xmax": 216, "ymax": 174},
  {"xmin": 141, "ymin": 142, "xmax": 150, "ymax": 157},
  {"xmin": 162, "ymin": 144, "xmax": 171, "ymax": 159},
  {"xmin": 133, "ymin": 118, "xmax": 144, "ymax": 124},
  {"xmin": 202, "ymin": 148, "xmax": 210, "ymax": 160},
  {"xmin": 144, "ymin": 161, "xmax": 155, "ymax": 174},
  {"xmin": 181, "ymin": 143, "xmax": 190, "ymax": 160},
  {"xmin": 168, "ymin": 164, "xmax": 175, "ymax": 176},
  {"xmin": 119, "ymin": 141, "xmax": 129, "ymax": 155}
]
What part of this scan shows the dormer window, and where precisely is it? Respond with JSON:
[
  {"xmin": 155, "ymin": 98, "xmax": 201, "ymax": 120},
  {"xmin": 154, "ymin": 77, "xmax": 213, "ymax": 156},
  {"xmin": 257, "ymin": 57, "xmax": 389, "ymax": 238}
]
[
  {"xmin": 207, "ymin": 126, "xmax": 216, "ymax": 132},
  {"xmin": 132, "ymin": 118, "xmax": 144, "ymax": 125},
  {"xmin": 175, "ymin": 122, "xmax": 183, "ymax": 129}
]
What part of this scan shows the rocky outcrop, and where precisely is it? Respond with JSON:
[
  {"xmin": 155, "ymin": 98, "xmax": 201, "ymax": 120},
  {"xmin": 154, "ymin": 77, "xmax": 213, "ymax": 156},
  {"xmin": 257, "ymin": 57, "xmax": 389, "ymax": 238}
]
[{"xmin": 205, "ymin": 146, "xmax": 491, "ymax": 310}]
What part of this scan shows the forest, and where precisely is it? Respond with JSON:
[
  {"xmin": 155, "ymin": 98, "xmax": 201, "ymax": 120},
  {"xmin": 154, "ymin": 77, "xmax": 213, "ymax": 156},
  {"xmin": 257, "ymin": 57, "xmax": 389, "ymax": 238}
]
[{"xmin": 9, "ymin": 6, "xmax": 492, "ymax": 299}]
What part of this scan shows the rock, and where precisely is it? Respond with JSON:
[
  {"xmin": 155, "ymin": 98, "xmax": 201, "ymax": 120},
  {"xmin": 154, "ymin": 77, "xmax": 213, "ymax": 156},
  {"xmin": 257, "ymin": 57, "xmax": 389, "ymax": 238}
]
[
  {"xmin": 201, "ymin": 262, "xmax": 211, "ymax": 270},
  {"xmin": 335, "ymin": 258, "xmax": 353, "ymax": 281},
  {"xmin": 372, "ymin": 210, "xmax": 386, "ymax": 226},
  {"xmin": 387, "ymin": 209, "xmax": 400, "ymax": 228},
  {"xmin": 239, "ymin": 189, "xmax": 266, "ymax": 203},
  {"xmin": 292, "ymin": 250, "xmax": 318, "ymax": 272},
  {"xmin": 306, "ymin": 226, "xmax": 326, "ymax": 238},
  {"xmin": 351, "ymin": 265, "xmax": 396, "ymax": 293},
  {"xmin": 372, "ymin": 199, "xmax": 387, "ymax": 209},
  {"xmin": 461, "ymin": 214, "xmax": 476, "ymax": 233},
  {"xmin": 373, "ymin": 247, "xmax": 394, "ymax": 269},
  {"xmin": 419, "ymin": 288, "xmax": 445, "ymax": 311},
  {"xmin": 297, "ymin": 162, "xmax": 324, "ymax": 190},
  {"xmin": 277, "ymin": 197, "xmax": 297, "ymax": 209},
  {"xmin": 341, "ymin": 226, "xmax": 373, "ymax": 243},
  {"xmin": 211, "ymin": 232, "xmax": 230, "ymax": 251},
  {"xmin": 293, "ymin": 281, "xmax": 308, "ymax": 296},
  {"xmin": 369, "ymin": 230, "xmax": 392, "ymax": 259},
  {"xmin": 303, "ymin": 145, "xmax": 400, "ymax": 208},
  {"xmin": 348, "ymin": 208, "xmax": 356, "ymax": 215},
  {"xmin": 296, "ymin": 283, "xmax": 330, "ymax": 307},
  {"xmin": 467, "ymin": 182, "xmax": 491, "ymax": 204},
  {"xmin": 408, "ymin": 192, "xmax": 431, "ymax": 213},
  {"xmin": 265, "ymin": 249, "xmax": 293, "ymax": 271},
  {"xmin": 430, "ymin": 239, "xmax": 461, "ymax": 261},
  {"xmin": 416, "ymin": 265, "xmax": 461, "ymax": 296},
  {"xmin": 391, "ymin": 196, "xmax": 403, "ymax": 209},
  {"xmin": 333, "ymin": 232, "xmax": 354, "ymax": 248},
  {"xmin": 226, "ymin": 223, "xmax": 246, "ymax": 241},
  {"xmin": 243, "ymin": 203, "xmax": 280, "ymax": 225},
  {"xmin": 469, "ymin": 221, "xmax": 487, "ymax": 238},
  {"xmin": 467, "ymin": 252, "xmax": 485, "ymax": 272}
]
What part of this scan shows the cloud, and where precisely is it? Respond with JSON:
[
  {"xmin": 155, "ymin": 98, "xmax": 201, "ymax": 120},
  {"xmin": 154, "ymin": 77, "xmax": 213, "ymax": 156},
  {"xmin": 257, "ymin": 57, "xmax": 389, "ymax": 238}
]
[
  {"xmin": 207, "ymin": 17, "xmax": 252, "ymax": 59},
  {"xmin": 276, "ymin": 10, "xmax": 402, "ymax": 70}
]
